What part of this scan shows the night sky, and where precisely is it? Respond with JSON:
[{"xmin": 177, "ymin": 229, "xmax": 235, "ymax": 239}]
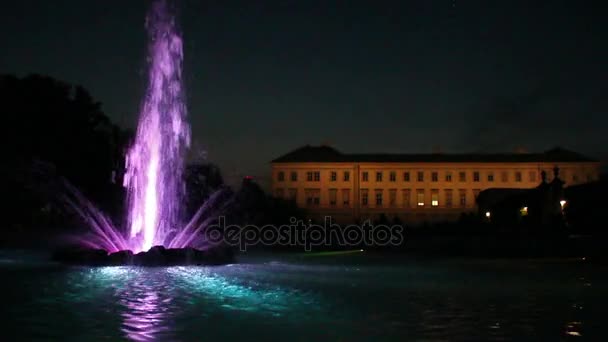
[{"xmin": 1, "ymin": 0, "xmax": 606, "ymax": 188}]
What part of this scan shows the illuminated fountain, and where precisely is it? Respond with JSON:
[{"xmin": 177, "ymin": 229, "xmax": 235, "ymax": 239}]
[{"xmin": 53, "ymin": 0, "xmax": 233, "ymax": 265}]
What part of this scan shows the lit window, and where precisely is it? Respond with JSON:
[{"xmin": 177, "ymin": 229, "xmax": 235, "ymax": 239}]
[
  {"xmin": 431, "ymin": 190, "xmax": 439, "ymax": 207},
  {"xmin": 417, "ymin": 190, "xmax": 425, "ymax": 207},
  {"xmin": 520, "ymin": 206, "xmax": 528, "ymax": 216}
]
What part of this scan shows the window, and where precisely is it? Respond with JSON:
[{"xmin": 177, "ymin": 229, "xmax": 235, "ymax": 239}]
[
  {"xmin": 376, "ymin": 172, "xmax": 383, "ymax": 182},
  {"xmin": 529, "ymin": 171, "xmax": 536, "ymax": 182},
  {"xmin": 403, "ymin": 172, "xmax": 410, "ymax": 182},
  {"xmin": 417, "ymin": 171, "xmax": 424, "ymax": 182},
  {"xmin": 445, "ymin": 172, "xmax": 452, "ymax": 182},
  {"xmin": 314, "ymin": 172, "xmax": 320, "ymax": 181},
  {"xmin": 501, "ymin": 171, "xmax": 508, "ymax": 182},
  {"xmin": 343, "ymin": 171, "xmax": 350, "ymax": 181},
  {"xmin": 515, "ymin": 171, "xmax": 522, "ymax": 182},
  {"xmin": 342, "ymin": 189, "xmax": 350, "ymax": 206},
  {"xmin": 445, "ymin": 189, "xmax": 453, "ymax": 208},
  {"xmin": 275, "ymin": 188, "xmax": 284, "ymax": 197},
  {"xmin": 362, "ymin": 172, "xmax": 369, "ymax": 182},
  {"xmin": 290, "ymin": 171, "xmax": 298, "ymax": 181},
  {"xmin": 431, "ymin": 172, "xmax": 438, "ymax": 182},
  {"xmin": 473, "ymin": 189, "xmax": 480, "ymax": 201},
  {"xmin": 277, "ymin": 171, "xmax": 285, "ymax": 182},
  {"xmin": 389, "ymin": 171, "xmax": 396, "ymax": 182},
  {"xmin": 473, "ymin": 171, "xmax": 480, "ymax": 182},
  {"xmin": 306, "ymin": 172, "xmax": 313, "ymax": 181},
  {"xmin": 305, "ymin": 189, "xmax": 320, "ymax": 206},
  {"xmin": 459, "ymin": 189, "xmax": 466, "ymax": 207},
  {"xmin": 572, "ymin": 173, "xmax": 578, "ymax": 182},
  {"xmin": 375, "ymin": 190, "xmax": 383, "ymax": 206},
  {"xmin": 330, "ymin": 171, "xmax": 337, "ymax": 182},
  {"xmin": 487, "ymin": 172, "xmax": 494, "ymax": 182},
  {"xmin": 402, "ymin": 189, "xmax": 411, "ymax": 207},
  {"xmin": 459, "ymin": 171, "xmax": 466, "ymax": 182},
  {"xmin": 389, "ymin": 189, "xmax": 397, "ymax": 207},
  {"xmin": 416, "ymin": 190, "xmax": 425, "ymax": 207},
  {"xmin": 288, "ymin": 188, "xmax": 297, "ymax": 201},
  {"xmin": 329, "ymin": 189, "xmax": 337, "ymax": 206},
  {"xmin": 431, "ymin": 190, "xmax": 439, "ymax": 207},
  {"xmin": 361, "ymin": 189, "xmax": 369, "ymax": 206}
]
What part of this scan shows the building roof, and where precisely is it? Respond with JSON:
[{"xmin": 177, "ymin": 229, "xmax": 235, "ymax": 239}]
[{"xmin": 271, "ymin": 145, "xmax": 598, "ymax": 164}]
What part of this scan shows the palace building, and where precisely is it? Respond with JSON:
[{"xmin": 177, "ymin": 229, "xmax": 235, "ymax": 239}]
[{"xmin": 270, "ymin": 145, "xmax": 601, "ymax": 224}]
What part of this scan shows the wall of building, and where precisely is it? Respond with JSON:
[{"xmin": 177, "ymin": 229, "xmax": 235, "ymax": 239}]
[{"xmin": 270, "ymin": 161, "xmax": 601, "ymax": 224}]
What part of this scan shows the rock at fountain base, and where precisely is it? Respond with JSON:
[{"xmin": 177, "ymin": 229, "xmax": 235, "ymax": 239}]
[{"xmin": 52, "ymin": 245, "xmax": 235, "ymax": 266}]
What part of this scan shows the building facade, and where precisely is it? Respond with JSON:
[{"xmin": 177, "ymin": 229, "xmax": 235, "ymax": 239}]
[{"xmin": 270, "ymin": 145, "xmax": 601, "ymax": 224}]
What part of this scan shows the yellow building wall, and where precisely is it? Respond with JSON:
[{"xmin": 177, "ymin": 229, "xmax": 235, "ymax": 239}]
[{"xmin": 270, "ymin": 161, "xmax": 601, "ymax": 223}]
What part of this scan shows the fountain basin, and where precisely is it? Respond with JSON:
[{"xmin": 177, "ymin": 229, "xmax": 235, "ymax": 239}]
[{"xmin": 52, "ymin": 245, "xmax": 235, "ymax": 266}]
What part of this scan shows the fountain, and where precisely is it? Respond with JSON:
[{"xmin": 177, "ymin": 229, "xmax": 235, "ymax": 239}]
[{"xmin": 53, "ymin": 0, "xmax": 234, "ymax": 266}]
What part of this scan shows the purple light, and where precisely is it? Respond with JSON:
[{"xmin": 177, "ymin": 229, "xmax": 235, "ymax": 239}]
[
  {"xmin": 63, "ymin": 0, "xmax": 231, "ymax": 254},
  {"xmin": 123, "ymin": 0, "xmax": 190, "ymax": 253}
]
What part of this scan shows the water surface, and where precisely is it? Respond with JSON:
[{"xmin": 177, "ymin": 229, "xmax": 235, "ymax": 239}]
[{"xmin": 0, "ymin": 251, "xmax": 605, "ymax": 341}]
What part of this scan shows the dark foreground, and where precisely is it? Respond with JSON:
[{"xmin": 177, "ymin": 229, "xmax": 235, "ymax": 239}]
[{"xmin": 1, "ymin": 250, "xmax": 607, "ymax": 341}]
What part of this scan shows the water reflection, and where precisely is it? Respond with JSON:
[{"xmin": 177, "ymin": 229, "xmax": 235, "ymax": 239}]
[
  {"xmin": 2, "ymin": 256, "xmax": 606, "ymax": 341},
  {"xmin": 84, "ymin": 265, "xmax": 320, "ymax": 341}
]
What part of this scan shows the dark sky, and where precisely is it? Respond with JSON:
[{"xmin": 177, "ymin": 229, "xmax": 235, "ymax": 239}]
[{"xmin": 1, "ymin": 0, "xmax": 606, "ymax": 187}]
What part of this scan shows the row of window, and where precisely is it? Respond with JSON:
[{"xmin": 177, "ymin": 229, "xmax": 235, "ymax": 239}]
[
  {"xmin": 277, "ymin": 170, "xmax": 543, "ymax": 183},
  {"xmin": 275, "ymin": 188, "xmax": 479, "ymax": 208}
]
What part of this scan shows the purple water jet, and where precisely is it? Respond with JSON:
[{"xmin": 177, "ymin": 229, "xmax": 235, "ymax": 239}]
[
  {"xmin": 123, "ymin": 0, "xmax": 190, "ymax": 253},
  {"xmin": 55, "ymin": 0, "xmax": 233, "ymax": 260}
]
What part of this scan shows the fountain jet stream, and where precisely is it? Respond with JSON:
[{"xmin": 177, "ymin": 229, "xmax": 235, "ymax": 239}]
[
  {"xmin": 49, "ymin": 0, "xmax": 233, "ymax": 257},
  {"xmin": 123, "ymin": 0, "xmax": 190, "ymax": 253}
]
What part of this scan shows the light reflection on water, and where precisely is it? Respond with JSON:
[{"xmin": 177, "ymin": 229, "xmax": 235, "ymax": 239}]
[{"xmin": 1, "ymin": 255, "xmax": 607, "ymax": 341}]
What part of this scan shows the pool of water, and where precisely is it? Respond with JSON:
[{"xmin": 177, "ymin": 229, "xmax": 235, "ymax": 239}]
[{"xmin": 0, "ymin": 251, "xmax": 606, "ymax": 341}]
